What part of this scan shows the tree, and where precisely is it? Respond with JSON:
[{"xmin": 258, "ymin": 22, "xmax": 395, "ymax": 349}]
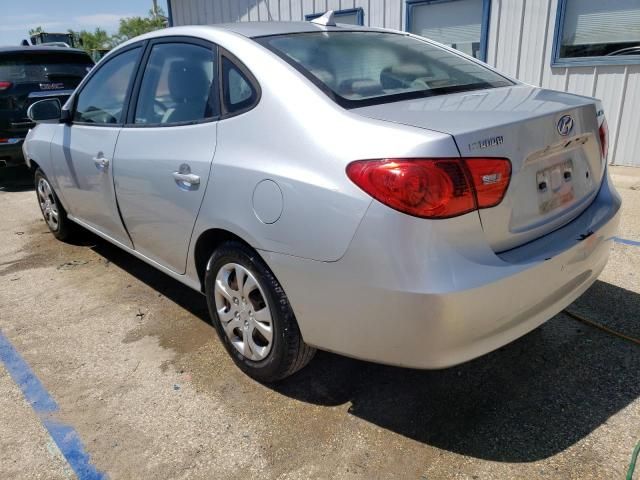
[
  {"xmin": 76, "ymin": 28, "xmax": 113, "ymax": 51},
  {"xmin": 28, "ymin": 26, "xmax": 44, "ymax": 36},
  {"xmin": 113, "ymin": 8, "xmax": 167, "ymax": 44}
]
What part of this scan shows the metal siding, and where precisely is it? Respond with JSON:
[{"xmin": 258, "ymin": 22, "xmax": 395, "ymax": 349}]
[
  {"xmin": 302, "ymin": 0, "xmax": 315, "ymax": 17},
  {"xmin": 494, "ymin": 0, "xmax": 525, "ymax": 75},
  {"xmin": 595, "ymin": 66, "xmax": 627, "ymax": 164},
  {"xmin": 615, "ymin": 66, "xmax": 640, "ymax": 167},
  {"xmin": 290, "ymin": 0, "xmax": 303, "ymax": 20},
  {"xmin": 368, "ymin": 0, "xmax": 384, "ymax": 27},
  {"xmin": 486, "ymin": 0, "xmax": 500, "ymax": 66},
  {"xmin": 518, "ymin": 0, "xmax": 552, "ymax": 85},
  {"xmin": 566, "ymin": 67, "xmax": 596, "ymax": 98},
  {"xmin": 166, "ymin": 0, "xmax": 640, "ymax": 166},
  {"xmin": 327, "ymin": 0, "xmax": 342, "ymax": 12},
  {"xmin": 385, "ymin": 0, "xmax": 401, "ymax": 30}
]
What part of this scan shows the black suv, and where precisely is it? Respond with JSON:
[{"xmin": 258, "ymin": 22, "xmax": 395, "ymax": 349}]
[{"xmin": 0, "ymin": 46, "xmax": 94, "ymax": 168}]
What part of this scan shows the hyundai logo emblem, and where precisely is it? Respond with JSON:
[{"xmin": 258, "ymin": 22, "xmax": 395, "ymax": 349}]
[{"xmin": 557, "ymin": 115, "xmax": 574, "ymax": 136}]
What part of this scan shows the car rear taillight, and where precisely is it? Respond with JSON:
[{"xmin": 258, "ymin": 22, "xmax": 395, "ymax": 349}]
[
  {"xmin": 0, "ymin": 81, "xmax": 12, "ymax": 90},
  {"xmin": 598, "ymin": 119, "xmax": 609, "ymax": 161},
  {"xmin": 346, "ymin": 158, "xmax": 511, "ymax": 219}
]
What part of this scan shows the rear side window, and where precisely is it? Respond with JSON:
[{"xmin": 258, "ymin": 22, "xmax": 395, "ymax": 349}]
[
  {"xmin": 222, "ymin": 56, "xmax": 258, "ymax": 114},
  {"xmin": 74, "ymin": 47, "xmax": 140, "ymax": 125},
  {"xmin": 257, "ymin": 32, "xmax": 513, "ymax": 108},
  {"xmin": 134, "ymin": 42, "xmax": 217, "ymax": 125},
  {"xmin": 0, "ymin": 51, "xmax": 93, "ymax": 84}
]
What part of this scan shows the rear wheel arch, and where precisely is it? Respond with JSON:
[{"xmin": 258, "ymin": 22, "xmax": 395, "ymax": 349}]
[{"xmin": 194, "ymin": 228, "xmax": 259, "ymax": 292}]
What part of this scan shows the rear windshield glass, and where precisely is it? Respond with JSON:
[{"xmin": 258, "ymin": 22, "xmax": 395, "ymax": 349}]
[
  {"xmin": 256, "ymin": 32, "xmax": 513, "ymax": 108},
  {"xmin": 0, "ymin": 52, "xmax": 93, "ymax": 84}
]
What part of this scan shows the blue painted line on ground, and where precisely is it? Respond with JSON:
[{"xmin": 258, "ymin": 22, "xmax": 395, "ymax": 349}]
[
  {"xmin": 614, "ymin": 236, "xmax": 640, "ymax": 247},
  {"xmin": 0, "ymin": 331, "xmax": 107, "ymax": 480}
]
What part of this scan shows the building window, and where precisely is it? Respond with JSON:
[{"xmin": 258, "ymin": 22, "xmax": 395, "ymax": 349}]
[
  {"xmin": 305, "ymin": 8, "xmax": 365, "ymax": 26},
  {"xmin": 405, "ymin": 0, "xmax": 491, "ymax": 62},
  {"xmin": 553, "ymin": 0, "xmax": 640, "ymax": 66}
]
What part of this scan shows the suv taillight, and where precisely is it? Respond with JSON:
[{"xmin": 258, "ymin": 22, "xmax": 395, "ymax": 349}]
[
  {"xmin": 0, "ymin": 81, "xmax": 12, "ymax": 90},
  {"xmin": 598, "ymin": 119, "xmax": 609, "ymax": 161},
  {"xmin": 346, "ymin": 158, "xmax": 511, "ymax": 219}
]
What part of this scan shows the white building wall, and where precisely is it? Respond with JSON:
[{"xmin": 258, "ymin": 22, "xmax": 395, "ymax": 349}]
[{"xmin": 170, "ymin": 0, "xmax": 640, "ymax": 166}]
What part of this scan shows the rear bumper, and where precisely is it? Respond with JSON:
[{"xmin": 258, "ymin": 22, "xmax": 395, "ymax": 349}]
[
  {"xmin": 263, "ymin": 170, "xmax": 621, "ymax": 369},
  {"xmin": 0, "ymin": 140, "xmax": 26, "ymax": 167}
]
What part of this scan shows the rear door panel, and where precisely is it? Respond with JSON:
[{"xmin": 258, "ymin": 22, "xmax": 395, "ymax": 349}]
[
  {"xmin": 113, "ymin": 123, "xmax": 217, "ymax": 274},
  {"xmin": 112, "ymin": 38, "xmax": 219, "ymax": 275}
]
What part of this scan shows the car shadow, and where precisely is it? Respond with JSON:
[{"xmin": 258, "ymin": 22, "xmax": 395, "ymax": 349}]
[
  {"xmin": 86, "ymin": 233, "xmax": 640, "ymax": 463},
  {"xmin": 88, "ymin": 234, "xmax": 210, "ymax": 322}
]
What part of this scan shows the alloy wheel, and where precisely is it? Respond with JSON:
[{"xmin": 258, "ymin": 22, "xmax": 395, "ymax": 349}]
[
  {"xmin": 213, "ymin": 262, "xmax": 273, "ymax": 361},
  {"xmin": 37, "ymin": 177, "xmax": 59, "ymax": 231}
]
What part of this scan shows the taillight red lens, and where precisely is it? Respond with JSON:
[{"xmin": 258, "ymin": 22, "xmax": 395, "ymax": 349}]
[
  {"xmin": 0, "ymin": 81, "xmax": 12, "ymax": 90},
  {"xmin": 346, "ymin": 158, "xmax": 511, "ymax": 219},
  {"xmin": 598, "ymin": 120, "xmax": 609, "ymax": 161},
  {"xmin": 464, "ymin": 158, "xmax": 511, "ymax": 208}
]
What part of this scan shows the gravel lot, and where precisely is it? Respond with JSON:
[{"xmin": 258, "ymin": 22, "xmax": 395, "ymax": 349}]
[{"xmin": 1, "ymin": 166, "xmax": 639, "ymax": 479}]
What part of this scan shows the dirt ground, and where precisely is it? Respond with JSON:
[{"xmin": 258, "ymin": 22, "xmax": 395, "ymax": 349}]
[{"xmin": 1, "ymin": 166, "xmax": 639, "ymax": 480}]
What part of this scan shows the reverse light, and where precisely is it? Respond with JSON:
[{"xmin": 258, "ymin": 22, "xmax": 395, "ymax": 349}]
[
  {"xmin": 0, "ymin": 81, "xmax": 12, "ymax": 90},
  {"xmin": 598, "ymin": 119, "xmax": 609, "ymax": 161},
  {"xmin": 346, "ymin": 157, "xmax": 511, "ymax": 219}
]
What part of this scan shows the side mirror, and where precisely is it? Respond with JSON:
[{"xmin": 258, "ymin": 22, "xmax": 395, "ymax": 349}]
[{"xmin": 27, "ymin": 99, "xmax": 62, "ymax": 124}]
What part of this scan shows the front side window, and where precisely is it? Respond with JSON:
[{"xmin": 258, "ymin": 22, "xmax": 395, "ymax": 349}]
[
  {"xmin": 406, "ymin": 0, "xmax": 491, "ymax": 61},
  {"xmin": 134, "ymin": 42, "xmax": 217, "ymax": 125},
  {"xmin": 73, "ymin": 47, "xmax": 140, "ymax": 125},
  {"xmin": 554, "ymin": 0, "xmax": 640, "ymax": 64},
  {"xmin": 257, "ymin": 32, "xmax": 512, "ymax": 108}
]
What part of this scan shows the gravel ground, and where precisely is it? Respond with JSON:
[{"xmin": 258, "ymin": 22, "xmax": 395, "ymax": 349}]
[{"xmin": 0, "ymin": 166, "xmax": 638, "ymax": 480}]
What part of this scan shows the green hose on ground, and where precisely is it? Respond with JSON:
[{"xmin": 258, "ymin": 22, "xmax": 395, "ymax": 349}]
[
  {"xmin": 562, "ymin": 310, "xmax": 639, "ymax": 479},
  {"xmin": 628, "ymin": 440, "xmax": 640, "ymax": 480}
]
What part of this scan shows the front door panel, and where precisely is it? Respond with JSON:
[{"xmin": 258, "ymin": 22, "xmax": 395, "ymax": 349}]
[{"xmin": 51, "ymin": 124, "xmax": 132, "ymax": 247}]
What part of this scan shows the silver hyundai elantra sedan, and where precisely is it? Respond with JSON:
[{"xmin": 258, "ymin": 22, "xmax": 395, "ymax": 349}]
[{"xmin": 23, "ymin": 17, "xmax": 621, "ymax": 382}]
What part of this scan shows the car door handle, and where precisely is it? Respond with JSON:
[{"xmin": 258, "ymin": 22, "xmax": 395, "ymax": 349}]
[
  {"xmin": 172, "ymin": 172, "xmax": 200, "ymax": 185},
  {"xmin": 93, "ymin": 156, "xmax": 109, "ymax": 169}
]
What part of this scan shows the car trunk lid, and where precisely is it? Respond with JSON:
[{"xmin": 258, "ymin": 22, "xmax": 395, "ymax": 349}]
[{"xmin": 353, "ymin": 85, "xmax": 605, "ymax": 252}]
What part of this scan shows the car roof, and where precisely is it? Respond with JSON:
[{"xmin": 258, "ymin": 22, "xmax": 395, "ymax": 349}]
[
  {"xmin": 0, "ymin": 46, "xmax": 90, "ymax": 55},
  {"xmin": 211, "ymin": 21, "xmax": 387, "ymax": 38}
]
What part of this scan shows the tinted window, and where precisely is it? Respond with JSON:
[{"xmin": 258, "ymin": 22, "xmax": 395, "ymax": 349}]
[
  {"xmin": 558, "ymin": 0, "xmax": 640, "ymax": 59},
  {"xmin": 135, "ymin": 43, "xmax": 217, "ymax": 125},
  {"xmin": 74, "ymin": 48, "xmax": 140, "ymax": 125},
  {"xmin": 0, "ymin": 51, "xmax": 93, "ymax": 84},
  {"xmin": 257, "ymin": 32, "xmax": 512, "ymax": 108},
  {"xmin": 222, "ymin": 57, "xmax": 257, "ymax": 114}
]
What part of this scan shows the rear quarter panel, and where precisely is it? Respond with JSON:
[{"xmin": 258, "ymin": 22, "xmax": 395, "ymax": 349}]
[{"xmin": 188, "ymin": 29, "xmax": 461, "ymax": 263}]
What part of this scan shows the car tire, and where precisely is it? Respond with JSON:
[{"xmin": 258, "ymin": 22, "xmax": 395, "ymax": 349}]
[
  {"xmin": 204, "ymin": 241, "xmax": 316, "ymax": 382},
  {"xmin": 34, "ymin": 168, "xmax": 74, "ymax": 241}
]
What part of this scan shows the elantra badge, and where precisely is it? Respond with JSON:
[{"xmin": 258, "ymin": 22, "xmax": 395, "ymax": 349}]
[{"xmin": 557, "ymin": 115, "xmax": 574, "ymax": 136}]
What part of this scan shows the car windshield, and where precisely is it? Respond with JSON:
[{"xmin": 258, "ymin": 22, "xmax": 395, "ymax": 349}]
[
  {"xmin": 257, "ymin": 31, "xmax": 513, "ymax": 107},
  {"xmin": 0, "ymin": 52, "xmax": 93, "ymax": 84}
]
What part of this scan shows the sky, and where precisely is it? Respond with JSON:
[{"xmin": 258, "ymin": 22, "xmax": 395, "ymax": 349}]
[{"xmin": 0, "ymin": 0, "xmax": 169, "ymax": 46}]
